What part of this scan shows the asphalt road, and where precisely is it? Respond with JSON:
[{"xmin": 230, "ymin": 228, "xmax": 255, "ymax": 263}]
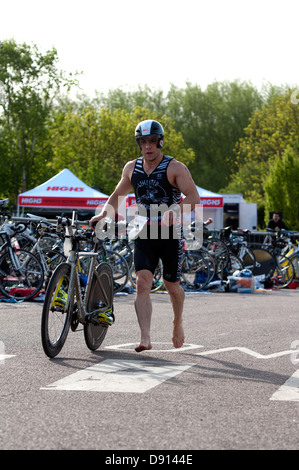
[{"xmin": 0, "ymin": 287, "xmax": 298, "ymax": 452}]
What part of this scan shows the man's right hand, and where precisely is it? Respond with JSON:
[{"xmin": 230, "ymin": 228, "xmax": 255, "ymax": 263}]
[{"xmin": 89, "ymin": 215, "xmax": 102, "ymax": 230}]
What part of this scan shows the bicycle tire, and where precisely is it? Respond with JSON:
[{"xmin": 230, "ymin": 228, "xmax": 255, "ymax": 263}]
[
  {"xmin": 205, "ymin": 237, "xmax": 230, "ymax": 274},
  {"xmin": 104, "ymin": 249, "xmax": 129, "ymax": 293},
  {"xmin": 251, "ymin": 248, "xmax": 276, "ymax": 276},
  {"xmin": 41, "ymin": 263, "xmax": 72, "ymax": 358},
  {"xmin": 181, "ymin": 251, "xmax": 210, "ymax": 290},
  {"xmin": 0, "ymin": 249, "xmax": 44, "ymax": 301},
  {"xmin": 84, "ymin": 262, "xmax": 114, "ymax": 351},
  {"xmin": 105, "ymin": 238, "xmax": 134, "ymax": 269},
  {"xmin": 42, "ymin": 249, "xmax": 66, "ymax": 284},
  {"xmin": 287, "ymin": 252, "xmax": 299, "ymax": 277},
  {"xmin": 228, "ymin": 253, "xmax": 244, "ymax": 274},
  {"xmin": 272, "ymin": 255, "xmax": 295, "ymax": 289},
  {"xmin": 240, "ymin": 248, "xmax": 256, "ymax": 271},
  {"xmin": 198, "ymin": 247, "xmax": 216, "ymax": 283}
]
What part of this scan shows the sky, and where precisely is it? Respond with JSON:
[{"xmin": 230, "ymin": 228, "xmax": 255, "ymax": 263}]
[{"xmin": 1, "ymin": 0, "xmax": 298, "ymax": 97}]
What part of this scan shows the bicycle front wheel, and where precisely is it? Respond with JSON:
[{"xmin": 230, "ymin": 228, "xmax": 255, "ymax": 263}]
[
  {"xmin": 0, "ymin": 249, "xmax": 44, "ymax": 301},
  {"xmin": 41, "ymin": 263, "xmax": 72, "ymax": 358},
  {"xmin": 84, "ymin": 262, "xmax": 114, "ymax": 351}
]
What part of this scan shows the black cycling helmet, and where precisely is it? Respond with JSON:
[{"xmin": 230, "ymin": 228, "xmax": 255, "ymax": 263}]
[{"xmin": 135, "ymin": 120, "xmax": 164, "ymax": 148}]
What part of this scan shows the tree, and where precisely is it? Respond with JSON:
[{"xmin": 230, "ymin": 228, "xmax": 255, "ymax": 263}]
[
  {"xmin": 94, "ymin": 84, "xmax": 167, "ymax": 115},
  {"xmin": 264, "ymin": 145, "xmax": 299, "ymax": 230},
  {"xmin": 0, "ymin": 39, "xmax": 77, "ymax": 204},
  {"xmin": 225, "ymin": 90, "xmax": 299, "ymax": 227},
  {"xmin": 166, "ymin": 80, "xmax": 263, "ymax": 191},
  {"xmin": 47, "ymin": 105, "xmax": 195, "ymax": 195}
]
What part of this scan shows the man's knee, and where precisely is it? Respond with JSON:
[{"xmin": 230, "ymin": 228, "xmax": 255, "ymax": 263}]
[
  {"xmin": 136, "ymin": 270, "xmax": 154, "ymax": 293},
  {"xmin": 164, "ymin": 281, "xmax": 184, "ymax": 300}
]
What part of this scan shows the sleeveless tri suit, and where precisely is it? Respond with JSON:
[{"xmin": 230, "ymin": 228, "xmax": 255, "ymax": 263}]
[{"xmin": 130, "ymin": 155, "xmax": 184, "ymax": 282}]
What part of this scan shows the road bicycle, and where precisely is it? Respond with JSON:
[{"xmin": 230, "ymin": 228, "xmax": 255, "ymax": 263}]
[
  {"xmin": 223, "ymin": 229, "xmax": 256, "ymax": 271},
  {"xmin": 80, "ymin": 228, "xmax": 130, "ymax": 294},
  {"xmin": 13, "ymin": 215, "xmax": 66, "ymax": 289},
  {"xmin": 41, "ymin": 213, "xmax": 114, "ymax": 358},
  {"xmin": 271, "ymin": 229, "xmax": 299, "ymax": 279},
  {"xmin": 203, "ymin": 231, "xmax": 243, "ymax": 281},
  {"xmin": 285, "ymin": 244, "xmax": 299, "ymax": 278},
  {"xmin": 99, "ymin": 245, "xmax": 129, "ymax": 294},
  {"xmin": 0, "ymin": 201, "xmax": 44, "ymax": 301},
  {"xmin": 257, "ymin": 229, "xmax": 295, "ymax": 288}
]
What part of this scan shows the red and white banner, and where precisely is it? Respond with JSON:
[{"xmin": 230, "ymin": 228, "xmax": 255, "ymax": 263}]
[
  {"xmin": 18, "ymin": 169, "xmax": 108, "ymax": 209},
  {"xmin": 18, "ymin": 195, "xmax": 108, "ymax": 208},
  {"xmin": 198, "ymin": 197, "xmax": 223, "ymax": 208}
]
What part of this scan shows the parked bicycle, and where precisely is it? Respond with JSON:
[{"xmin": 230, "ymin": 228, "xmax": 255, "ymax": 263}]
[
  {"xmin": 13, "ymin": 215, "xmax": 66, "ymax": 289},
  {"xmin": 0, "ymin": 200, "xmax": 44, "ymax": 301},
  {"xmin": 203, "ymin": 228, "xmax": 243, "ymax": 281},
  {"xmin": 258, "ymin": 229, "xmax": 295, "ymax": 288},
  {"xmin": 41, "ymin": 213, "xmax": 114, "ymax": 358}
]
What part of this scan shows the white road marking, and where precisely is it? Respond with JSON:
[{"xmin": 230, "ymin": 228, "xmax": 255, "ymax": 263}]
[
  {"xmin": 104, "ymin": 342, "xmax": 203, "ymax": 352},
  {"xmin": 195, "ymin": 346, "xmax": 299, "ymax": 402},
  {"xmin": 41, "ymin": 359, "xmax": 194, "ymax": 393},
  {"xmin": 270, "ymin": 370, "xmax": 299, "ymax": 402},
  {"xmin": 196, "ymin": 347, "xmax": 296, "ymax": 359}
]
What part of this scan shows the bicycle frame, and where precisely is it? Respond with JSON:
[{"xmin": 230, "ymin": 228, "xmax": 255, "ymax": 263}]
[
  {"xmin": 60, "ymin": 216, "xmax": 111, "ymax": 324},
  {"xmin": 64, "ymin": 248, "xmax": 99, "ymax": 324},
  {"xmin": 0, "ymin": 231, "xmax": 25, "ymax": 276},
  {"xmin": 41, "ymin": 213, "xmax": 114, "ymax": 357}
]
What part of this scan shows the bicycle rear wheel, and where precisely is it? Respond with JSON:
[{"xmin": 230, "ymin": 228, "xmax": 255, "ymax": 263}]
[
  {"xmin": 205, "ymin": 238, "xmax": 230, "ymax": 275},
  {"xmin": 240, "ymin": 248, "xmax": 256, "ymax": 271},
  {"xmin": 104, "ymin": 249, "xmax": 129, "ymax": 293},
  {"xmin": 288, "ymin": 252, "xmax": 299, "ymax": 277},
  {"xmin": 84, "ymin": 262, "xmax": 114, "ymax": 351},
  {"xmin": 42, "ymin": 250, "xmax": 67, "ymax": 288},
  {"xmin": 228, "ymin": 253, "xmax": 244, "ymax": 274},
  {"xmin": 0, "ymin": 249, "xmax": 44, "ymax": 301},
  {"xmin": 181, "ymin": 251, "xmax": 210, "ymax": 290},
  {"xmin": 41, "ymin": 263, "xmax": 72, "ymax": 358},
  {"xmin": 251, "ymin": 248, "xmax": 276, "ymax": 276},
  {"xmin": 272, "ymin": 255, "xmax": 295, "ymax": 288},
  {"xmin": 198, "ymin": 247, "xmax": 216, "ymax": 283}
]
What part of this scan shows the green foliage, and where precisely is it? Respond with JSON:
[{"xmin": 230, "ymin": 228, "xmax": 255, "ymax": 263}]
[
  {"xmin": 0, "ymin": 39, "xmax": 77, "ymax": 204},
  {"xmin": 166, "ymin": 80, "xmax": 263, "ymax": 191},
  {"xmin": 94, "ymin": 85, "xmax": 167, "ymax": 115},
  {"xmin": 225, "ymin": 90, "xmax": 299, "ymax": 228},
  {"xmin": 1, "ymin": 37, "xmax": 298, "ymax": 227},
  {"xmin": 46, "ymin": 105, "xmax": 195, "ymax": 195},
  {"xmin": 264, "ymin": 145, "xmax": 299, "ymax": 230}
]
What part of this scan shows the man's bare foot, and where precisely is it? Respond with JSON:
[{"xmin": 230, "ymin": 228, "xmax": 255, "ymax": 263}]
[
  {"xmin": 172, "ymin": 323, "xmax": 185, "ymax": 348},
  {"xmin": 135, "ymin": 344, "xmax": 152, "ymax": 353}
]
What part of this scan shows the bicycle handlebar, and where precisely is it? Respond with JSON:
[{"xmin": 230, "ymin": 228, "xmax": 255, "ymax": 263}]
[
  {"xmin": 55, "ymin": 215, "xmax": 96, "ymax": 242},
  {"xmin": 0, "ymin": 220, "xmax": 28, "ymax": 236}
]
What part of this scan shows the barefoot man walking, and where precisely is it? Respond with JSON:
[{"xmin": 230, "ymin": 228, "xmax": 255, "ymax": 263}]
[{"xmin": 90, "ymin": 120, "xmax": 200, "ymax": 352}]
